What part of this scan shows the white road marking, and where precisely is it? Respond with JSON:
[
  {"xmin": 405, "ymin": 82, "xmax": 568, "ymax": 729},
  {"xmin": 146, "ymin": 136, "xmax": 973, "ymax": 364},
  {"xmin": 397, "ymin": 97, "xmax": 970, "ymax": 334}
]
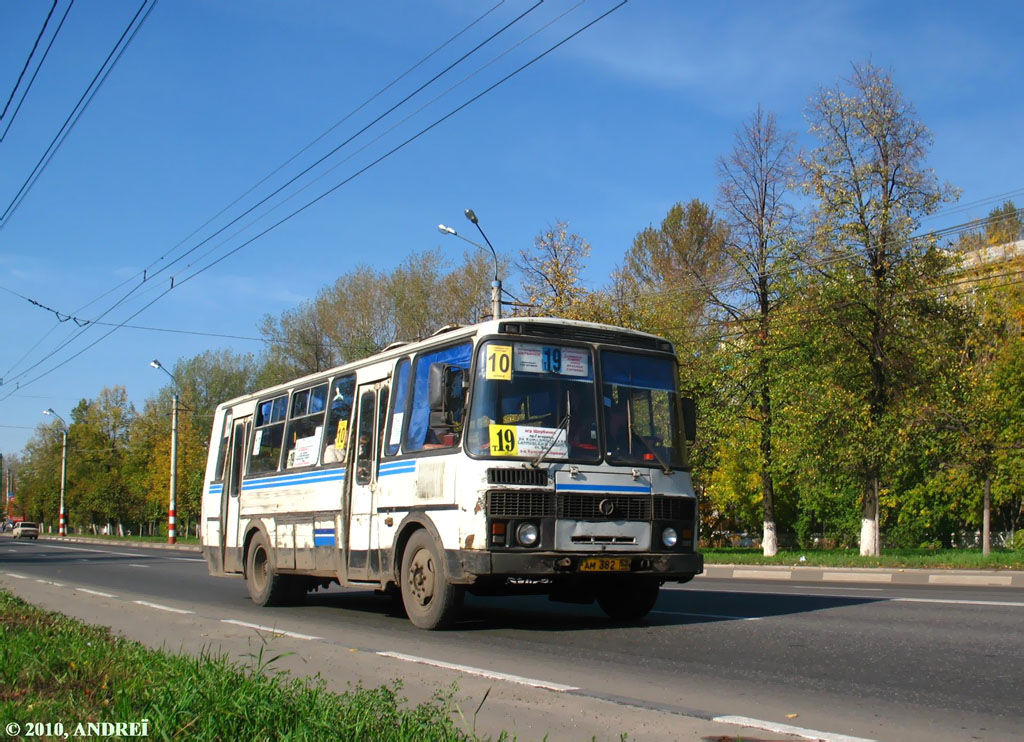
[
  {"xmin": 713, "ymin": 714, "xmax": 877, "ymax": 742},
  {"xmin": 33, "ymin": 543, "xmax": 151, "ymax": 558},
  {"xmin": 220, "ymin": 619, "xmax": 321, "ymax": 641},
  {"xmin": 3, "ymin": 572, "xmax": 29, "ymax": 579},
  {"xmin": 377, "ymin": 651, "xmax": 579, "ymax": 692},
  {"xmin": 78, "ymin": 588, "xmax": 118, "ymax": 598},
  {"xmin": 893, "ymin": 597, "xmax": 1024, "ymax": 608},
  {"xmin": 652, "ymin": 610, "xmax": 762, "ymax": 621},
  {"xmin": 133, "ymin": 600, "xmax": 194, "ymax": 614},
  {"xmin": 128, "ymin": 564, "xmax": 150, "ymax": 568},
  {"xmin": 36, "ymin": 579, "xmax": 64, "ymax": 587}
]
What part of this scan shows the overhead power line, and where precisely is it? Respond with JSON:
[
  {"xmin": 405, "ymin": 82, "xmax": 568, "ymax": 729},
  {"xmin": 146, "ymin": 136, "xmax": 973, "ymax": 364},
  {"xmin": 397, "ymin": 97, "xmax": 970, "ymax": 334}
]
[
  {"xmin": 0, "ymin": 0, "xmax": 156, "ymax": 227},
  {"xmin": 0, "ymin": 0, "xmax": 533, "ymax": 386},
  {"xmin": 0, "ymin": 2, "xmax": 628, "ymax": 400},
  {"xmin": 0, "ymin": 0, "xmax": 58, "ymax": 122},
  {"xmin": 0, "ymin": 0, "xmax": 76, "ymax": 143}
]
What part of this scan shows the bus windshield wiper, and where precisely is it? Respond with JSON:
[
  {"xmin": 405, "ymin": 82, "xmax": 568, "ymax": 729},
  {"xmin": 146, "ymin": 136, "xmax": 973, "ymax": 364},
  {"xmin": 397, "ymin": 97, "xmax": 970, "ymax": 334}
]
[
  {"xmin": 530, "ymin": 393, "xmax": 570, "ymax": 468},
  {"xmin": 630, "ymin": 424, "xmax": 672, "ymax": 475}
]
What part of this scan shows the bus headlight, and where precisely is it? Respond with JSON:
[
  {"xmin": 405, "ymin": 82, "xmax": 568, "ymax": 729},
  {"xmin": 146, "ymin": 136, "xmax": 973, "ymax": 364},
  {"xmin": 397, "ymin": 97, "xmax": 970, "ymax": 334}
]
[
  {"xmin": 661, "ymin": 527, "xmax": 678, "ymax": 548},
  {"xmin": 516, "ymin": 522, "xmax": 539, "ymax": 547}
]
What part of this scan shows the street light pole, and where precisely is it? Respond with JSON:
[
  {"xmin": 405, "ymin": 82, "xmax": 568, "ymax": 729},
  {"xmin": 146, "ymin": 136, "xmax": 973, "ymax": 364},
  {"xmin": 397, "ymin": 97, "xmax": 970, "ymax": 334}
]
[
  {"xmin": 150, "ymin": 360, "xmax": 178, "ymax": 544},
  {"xmin": 438, "ymin": 208, "xmax": 502, "ymax": 320},
  {"xmin": 43, "ymin": 409, "xmax": 68, "ymax": 536}
]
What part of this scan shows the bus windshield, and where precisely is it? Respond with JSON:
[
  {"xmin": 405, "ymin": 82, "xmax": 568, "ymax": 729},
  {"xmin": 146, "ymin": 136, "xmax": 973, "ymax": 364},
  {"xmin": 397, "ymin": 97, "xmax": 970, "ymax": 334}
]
[
  {"xmin": 467, "ymin": 341, "xmax": 600, "ymax": 462},
  {"xmin": 601, "ymin": 350, "xmax": 686, "ymax": 470}
]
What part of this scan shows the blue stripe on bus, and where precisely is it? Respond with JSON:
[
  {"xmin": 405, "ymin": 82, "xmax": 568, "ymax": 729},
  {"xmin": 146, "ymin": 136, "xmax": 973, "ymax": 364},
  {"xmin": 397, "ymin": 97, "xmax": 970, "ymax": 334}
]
[
  {"xmin": 208, "ymin": 484, "xmax": 223, "ymax": 494},
  {"xmin": 313, "ymin": 528, "xmax": 336, "ymax": 547},
  {"xmin": 554, "ymin": 483, "xmax": 653, "ymax": 494},
  {"xmin": 379, "ymin": 462, "xmax": 416, "ymax": 477},
  {"xmin": 242, "ymin": 469, "xmax": 346, "ymax": 491}
]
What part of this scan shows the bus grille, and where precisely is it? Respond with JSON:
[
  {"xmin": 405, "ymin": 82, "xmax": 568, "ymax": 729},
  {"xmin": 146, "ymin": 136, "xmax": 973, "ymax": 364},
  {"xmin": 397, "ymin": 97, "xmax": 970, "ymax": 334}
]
[
  {"xmin": 652, "ymin": 495, "xmax": 694, "ymax": 521},
  {"xmin": 557, "ymin": 493, "xmax": 651, "ymax": 521},
  {"xmin": 487, "ymin": 491, "xmax": 695, "ymax": 523},
  {"xmin": 488, "ymin": 491, "xmax": 555, "ymax": 517},
  {"xmin": 487, "ymin": 468, "xmax": 549, "ymax": 487}
]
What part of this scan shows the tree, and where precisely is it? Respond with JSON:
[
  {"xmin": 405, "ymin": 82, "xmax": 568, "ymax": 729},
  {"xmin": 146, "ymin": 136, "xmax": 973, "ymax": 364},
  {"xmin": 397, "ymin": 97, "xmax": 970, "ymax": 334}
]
[
  {"xmin": 517, "ymin": 221, "xmax": 592, "ymax": 317},
  {"xmin": 67, "ymin": 387, "xmax": 138, "ymax": 531},
  {"xmin": 800, "ymin": 61, "xmax": 958, "ymax": 555},
  {"xmin": 985, "ymin": 200, "xmax": 1023, "ymax": 246},
  {"xmin": 615, "ymin": 200, "xmax": 733, "ymax": 519},
  {"xmin": 715, "ymin": 106, "xmax": 798, "ymax": 555},
  {"xmin": 259, "ymin": 250, "xmax": 504, "ymax": 382}
]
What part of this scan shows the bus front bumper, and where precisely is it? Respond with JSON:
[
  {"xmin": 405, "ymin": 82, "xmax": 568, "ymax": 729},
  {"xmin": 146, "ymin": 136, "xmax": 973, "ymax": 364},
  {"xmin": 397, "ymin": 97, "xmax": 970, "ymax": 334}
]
[{"xmin": 448, "ymin": 549, "xmax": 703, "ymax": 584}]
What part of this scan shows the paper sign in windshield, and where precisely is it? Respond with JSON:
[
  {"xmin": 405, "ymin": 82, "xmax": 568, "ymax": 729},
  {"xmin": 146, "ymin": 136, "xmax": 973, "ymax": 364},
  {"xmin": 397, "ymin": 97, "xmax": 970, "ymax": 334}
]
[{"xmin": 489, "ymin": 424, "xmax": 568, "ymax": 458}]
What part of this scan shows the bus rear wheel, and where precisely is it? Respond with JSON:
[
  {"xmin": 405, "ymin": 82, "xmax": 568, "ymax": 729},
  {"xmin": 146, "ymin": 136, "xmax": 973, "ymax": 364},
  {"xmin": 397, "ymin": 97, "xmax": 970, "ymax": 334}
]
[
  {"xmin": 400, "ymin": 530, "xmax": 462, "ymax": 630},
  {"xmin": 596, "ymin": 577, "xmax": 660, "ymax": 621},
  {"xmin": 245, "ymin": 531, "xmax": 305, "ymax": 606}
]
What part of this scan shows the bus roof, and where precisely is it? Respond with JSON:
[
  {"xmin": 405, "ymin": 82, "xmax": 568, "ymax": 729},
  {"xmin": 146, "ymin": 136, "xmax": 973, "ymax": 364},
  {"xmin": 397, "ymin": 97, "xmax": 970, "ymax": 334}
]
[{"xmin": 217, "ymin": 316, "xmax": 675, "ymax": 410}]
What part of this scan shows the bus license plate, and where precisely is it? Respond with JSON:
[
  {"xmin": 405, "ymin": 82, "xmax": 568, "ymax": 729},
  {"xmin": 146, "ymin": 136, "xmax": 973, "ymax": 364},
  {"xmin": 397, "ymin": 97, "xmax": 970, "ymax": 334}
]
[{"xmin": 579, "ymin": 557, "xmax": 631, "ymax": 572}]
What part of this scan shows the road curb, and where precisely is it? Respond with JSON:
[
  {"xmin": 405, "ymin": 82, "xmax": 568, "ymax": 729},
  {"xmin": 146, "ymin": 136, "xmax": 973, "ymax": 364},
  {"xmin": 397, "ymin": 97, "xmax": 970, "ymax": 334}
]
[
  {"xmin": 700, "ymin": 564, "xmax": 1024, "ymax": 587},
  {"xmin": 35, "ymin": 535, "xmax": 202, "ymax": 553}
]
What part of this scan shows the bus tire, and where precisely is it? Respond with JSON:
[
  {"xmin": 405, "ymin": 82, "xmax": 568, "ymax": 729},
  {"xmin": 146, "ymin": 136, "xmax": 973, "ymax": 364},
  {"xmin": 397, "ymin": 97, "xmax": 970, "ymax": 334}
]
[
  {"xmin": 596, "ymin": 577, "xmax": 660, "ymax": 621},
  {"xmin": 400, "ymin": 530, "xmax": 463, "ymax": 630},
  {"xmin": 245, "ymin": 531, "xmax": 305, "ymax": 607}
]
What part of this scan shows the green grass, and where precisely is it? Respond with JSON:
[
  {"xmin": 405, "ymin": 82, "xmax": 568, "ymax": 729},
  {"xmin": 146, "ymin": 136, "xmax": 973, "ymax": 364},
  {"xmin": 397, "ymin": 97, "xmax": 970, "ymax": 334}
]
[
  {"xmin": 0, "ymin": 591, "xmax": 504, "ymax": 741},
  {"xmin": 702, "ymin": 547, "xmax": 1024, "ymax": 570}
]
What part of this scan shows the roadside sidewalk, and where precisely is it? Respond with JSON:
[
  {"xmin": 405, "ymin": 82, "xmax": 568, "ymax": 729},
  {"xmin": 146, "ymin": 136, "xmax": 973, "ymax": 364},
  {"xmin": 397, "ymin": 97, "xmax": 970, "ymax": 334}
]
[{"xmin": 700, "ymin": 563, "xmax": 1024, "ymax": 587}]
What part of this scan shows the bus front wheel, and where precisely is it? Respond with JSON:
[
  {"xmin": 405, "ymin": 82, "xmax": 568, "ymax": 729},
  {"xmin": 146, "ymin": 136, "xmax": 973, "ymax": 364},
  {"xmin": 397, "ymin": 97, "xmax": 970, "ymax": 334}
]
[
  {"xmin": 400, "ymin": 530, "xmax": 463, "ymax": 630},
  {"xmin": 245, "ymin": 531, "xmax": 305, "ymax": 607},
  {"xmin": 596, "ymin": 577, "xmax": 660, "ymax": 621}
]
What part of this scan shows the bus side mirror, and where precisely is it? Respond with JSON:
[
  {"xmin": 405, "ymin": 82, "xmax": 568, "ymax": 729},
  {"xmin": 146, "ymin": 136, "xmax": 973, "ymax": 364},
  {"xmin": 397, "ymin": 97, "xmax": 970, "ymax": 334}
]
[
  {"xmin": 681, "ymin": 397, "xmax": 696, "ymax": 443},
  {"xmin": 428, "ymin": 363, "xmax": 465, "ymax": 414}
]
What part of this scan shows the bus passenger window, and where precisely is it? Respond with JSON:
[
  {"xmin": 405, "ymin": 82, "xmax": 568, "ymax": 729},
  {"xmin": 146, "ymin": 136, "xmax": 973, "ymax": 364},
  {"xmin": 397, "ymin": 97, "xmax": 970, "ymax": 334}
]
[
  {"xmin": 322, "ymin": 375, "xmax": 355, "ymax": 465},
  {"xmin": 250, "ymin": 394, "xmax": 288, "ymax": 474},
  {"xmin": 284, "ymin": 382, "xmax": 328, "ymax": 468}
]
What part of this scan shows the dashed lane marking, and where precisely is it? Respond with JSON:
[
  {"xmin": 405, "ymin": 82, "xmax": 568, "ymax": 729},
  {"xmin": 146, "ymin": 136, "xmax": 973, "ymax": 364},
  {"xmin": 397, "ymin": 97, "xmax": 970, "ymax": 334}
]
[
  {"xmin": 377, "ymin": 651, "xmax": 580, "ymax": 692},
  {"xmin": 713, "ymin": 714, "xmax": 876, "ymax": 742},
  {"xmin": 220, "ymin": 619, "xmax": 321, "ymax": 641},
  {"xmin": 133, "ymin": 600, "xmax": 194, "ymax": 614}
]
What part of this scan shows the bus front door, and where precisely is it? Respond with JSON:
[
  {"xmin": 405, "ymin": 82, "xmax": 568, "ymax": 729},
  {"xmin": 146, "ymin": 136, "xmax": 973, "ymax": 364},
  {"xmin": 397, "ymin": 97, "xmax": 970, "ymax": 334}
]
[
  {"xmin": 222, "ymin": 416, "xmax": 251, "ymax": 573},
  {"xmin": 346, "ymin": 383, "xmax": 384, "ymax": 581}
]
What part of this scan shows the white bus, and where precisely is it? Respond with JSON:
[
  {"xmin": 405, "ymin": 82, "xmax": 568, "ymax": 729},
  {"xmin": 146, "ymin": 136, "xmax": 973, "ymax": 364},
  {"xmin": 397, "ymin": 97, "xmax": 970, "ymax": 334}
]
[{"xmin": 200, "ymin": 317, "xmax": 702, "ymax": 629}]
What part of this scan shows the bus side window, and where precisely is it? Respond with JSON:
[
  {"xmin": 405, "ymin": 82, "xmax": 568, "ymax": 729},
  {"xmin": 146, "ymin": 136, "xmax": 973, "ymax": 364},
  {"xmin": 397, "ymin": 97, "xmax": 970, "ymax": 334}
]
[
  {"xmin": 283, "ymin": 382, "xmax": 328, "ymax": 468},
  {"xmin": 249, "ymin": 394, "xmax": 288, "ymax": 474},
  {"xmin": 384, "ymin": 359, "xmax": 410, "ymax": 456},
  {"xmin": 322, "ymin": 375, "xmax": 355, "ymax": 466},
  {"xmin": 405, "ymin": 342, "xmax": 472, "ymax": 452}
]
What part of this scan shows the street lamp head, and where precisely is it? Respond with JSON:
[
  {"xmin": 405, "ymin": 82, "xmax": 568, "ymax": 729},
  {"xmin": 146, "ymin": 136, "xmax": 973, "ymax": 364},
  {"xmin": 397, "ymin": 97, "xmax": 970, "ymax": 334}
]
[
  {"xmin": 464, "ymin": 208, "xmax": 478, "ymax": 225},
  {"xmin": 437, "ymin": 224, "xmax": 457, "ymax": 236},
  {"xmin": 149, "ymin": 359, "xmax": 162, "ymax": 369},
  {"xmin": 43, "ymin": 408, "xmax": 53, "ymax": 416}
]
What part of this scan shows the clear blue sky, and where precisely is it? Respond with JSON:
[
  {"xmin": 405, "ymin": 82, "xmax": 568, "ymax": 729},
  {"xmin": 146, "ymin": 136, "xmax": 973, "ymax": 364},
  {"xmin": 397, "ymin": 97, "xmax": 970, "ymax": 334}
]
[{"xmin": 1, "ymin": 0, "xmax": 1022, "ymax": 459}]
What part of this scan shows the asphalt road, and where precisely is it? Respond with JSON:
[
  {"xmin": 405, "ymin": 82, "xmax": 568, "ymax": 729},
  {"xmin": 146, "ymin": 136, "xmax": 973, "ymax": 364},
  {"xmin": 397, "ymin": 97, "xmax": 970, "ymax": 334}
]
[{"xmin": 3, "ymin": 536, "xmax": 1022, "ymax": 742}]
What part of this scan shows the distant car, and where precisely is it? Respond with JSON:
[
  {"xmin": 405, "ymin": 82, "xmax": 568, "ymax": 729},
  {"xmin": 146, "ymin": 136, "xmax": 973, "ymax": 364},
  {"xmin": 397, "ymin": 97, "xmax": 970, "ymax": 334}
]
[{"xmin": 12, "ymin": 522, "xmax": 38, "ymax": 540}]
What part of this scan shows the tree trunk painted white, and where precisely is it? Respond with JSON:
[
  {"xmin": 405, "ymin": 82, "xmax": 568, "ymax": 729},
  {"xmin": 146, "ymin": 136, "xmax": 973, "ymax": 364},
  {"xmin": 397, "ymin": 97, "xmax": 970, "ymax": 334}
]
[
  {"xmin": 860, "ymin": 478, "xmax": 881, "ymax": 556},
  {"xmin": 763, "ymin": 520, "xmax": 778, "ymax": 556},
  {"xmin": 983, "ymin": 475, "xmax": 991, "ymax": 556}
]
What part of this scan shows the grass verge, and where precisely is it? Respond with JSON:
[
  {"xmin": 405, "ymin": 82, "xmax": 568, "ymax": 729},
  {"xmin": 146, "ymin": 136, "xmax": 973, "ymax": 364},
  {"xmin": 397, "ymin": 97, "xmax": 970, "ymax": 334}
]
[
  {"xmin": 0, "ymin": 590, "xmax": 502, "ymax": 741},
  {"xmin": 702, "ymin": 547, "xmax": 1024, "ymax": 569}
]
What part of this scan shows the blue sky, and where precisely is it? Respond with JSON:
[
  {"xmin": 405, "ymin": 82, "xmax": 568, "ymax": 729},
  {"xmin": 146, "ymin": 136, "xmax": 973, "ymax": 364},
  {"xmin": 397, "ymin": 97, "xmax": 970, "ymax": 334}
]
[{"xmin": 1, "ymin": 0, "xmax": 1022, "ymax": 458}]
